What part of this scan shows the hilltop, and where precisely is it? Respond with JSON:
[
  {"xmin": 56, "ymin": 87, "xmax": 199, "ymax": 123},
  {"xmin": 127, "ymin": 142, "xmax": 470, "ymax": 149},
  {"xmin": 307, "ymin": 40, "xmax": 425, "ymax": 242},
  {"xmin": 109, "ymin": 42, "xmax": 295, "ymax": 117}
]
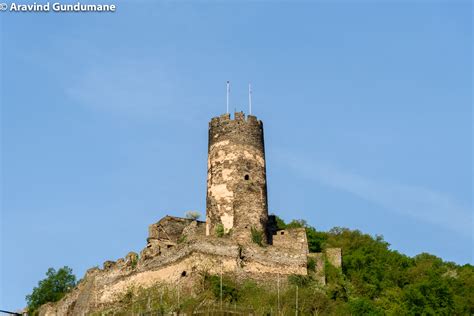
[{"xmin": 34, "ymin": 216, "xmax": 473, "ymax": 315}]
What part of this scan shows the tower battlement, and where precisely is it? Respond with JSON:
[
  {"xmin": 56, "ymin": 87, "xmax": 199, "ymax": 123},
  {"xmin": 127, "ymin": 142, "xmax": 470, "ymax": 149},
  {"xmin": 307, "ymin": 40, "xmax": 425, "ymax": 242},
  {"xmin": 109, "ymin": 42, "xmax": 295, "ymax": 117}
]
[
  {"xmin": 208, "ymin": 112, "xmax": 264, "ymax": 152},
  {"xmin": 206, "ymin": 112, "xmax": 269, "ymax": 242},
  {"xmin": 35, "ymin": 109, "xmax": 341, "ymax": 316},
  {"xmin": 209, "ymin": 112, "xmax": 261, "ymax": 129}
]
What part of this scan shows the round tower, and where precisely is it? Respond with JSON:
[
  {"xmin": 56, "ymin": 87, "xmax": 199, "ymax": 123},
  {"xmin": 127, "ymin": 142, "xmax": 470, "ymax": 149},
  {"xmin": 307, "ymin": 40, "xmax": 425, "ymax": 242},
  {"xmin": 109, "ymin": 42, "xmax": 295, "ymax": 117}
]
[{"xmin": 206, "ymin": 112, "xmax": 269, "ymax": 242}]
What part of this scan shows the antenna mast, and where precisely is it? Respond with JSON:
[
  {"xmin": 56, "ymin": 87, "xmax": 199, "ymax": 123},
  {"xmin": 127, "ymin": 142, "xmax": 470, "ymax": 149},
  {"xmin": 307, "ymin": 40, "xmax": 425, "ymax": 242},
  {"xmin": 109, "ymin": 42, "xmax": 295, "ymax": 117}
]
[
  {"xmin": 248, "ymin": 83, "xmax": 252, "ymax": 115},
  {"xmin": 226, "ymin": 81, "xmax": 230, "ymax": 114}
]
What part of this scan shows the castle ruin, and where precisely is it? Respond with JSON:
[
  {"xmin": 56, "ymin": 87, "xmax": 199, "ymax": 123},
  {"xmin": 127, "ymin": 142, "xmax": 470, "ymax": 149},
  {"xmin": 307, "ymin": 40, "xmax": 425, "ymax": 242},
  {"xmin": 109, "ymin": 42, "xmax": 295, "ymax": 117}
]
[
  {"xmin": 38, "ymin": 112, "xmax": 341, "ymax": 315},
  {"xmin": 206, "ymin": 113, "xmax": 268, "ymax": 241}
]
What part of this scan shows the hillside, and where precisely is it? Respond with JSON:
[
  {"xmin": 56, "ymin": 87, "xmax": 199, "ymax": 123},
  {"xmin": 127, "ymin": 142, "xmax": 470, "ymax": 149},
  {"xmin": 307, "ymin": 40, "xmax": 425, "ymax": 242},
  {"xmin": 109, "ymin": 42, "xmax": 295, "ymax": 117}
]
[{"xmin": 35, "ymin": 217, "xmax": 473, "ymax": 315}]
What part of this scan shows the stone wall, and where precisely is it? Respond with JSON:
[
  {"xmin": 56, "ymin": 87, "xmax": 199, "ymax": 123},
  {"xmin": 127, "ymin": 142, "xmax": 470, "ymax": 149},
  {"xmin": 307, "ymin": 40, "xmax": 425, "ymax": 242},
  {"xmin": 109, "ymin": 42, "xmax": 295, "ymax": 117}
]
[
  {"xmin": 307, "ymin": 253, "xmax": 325, "ymax": 285},
  {"xmin": 206, "ymin": 113, "xmax": 269, "ymax": 242},
  {"xmin": 305, "ymin": 248, "xmax": 343, "ymax": 286},
  {"xmin": 39, "ymin": 228, "xmax": 309, "ymax": 315},
  {"xmin": 325, "ymin": 248, "xmax": 342, "ymax": 268},
  {"xmin": 142, "ymin": 216, "xmax": 206, "ymax": 260},
  {"xmin": 36, "ymin": 109, "xmax": 345, "ymax": 315},
  {"xmin": 272, "ymin": 228, "xmax": 309, "ymax": 255}
]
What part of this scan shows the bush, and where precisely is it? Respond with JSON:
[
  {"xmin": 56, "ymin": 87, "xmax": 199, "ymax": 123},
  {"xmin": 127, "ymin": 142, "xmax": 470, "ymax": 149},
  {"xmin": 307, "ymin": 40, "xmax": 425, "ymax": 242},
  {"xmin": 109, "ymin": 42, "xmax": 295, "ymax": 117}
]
[
  {"xmin": 307, "ymin": 258, "xmax": 316, "ymax": 271},
  {"xmin": 273, "ymin": 215, "xmax": 287, "ymax": 230},
  {"xmin": 131, "ymin": 255, "xmax": 139, "ymax": 269},
  {"xmin": 286, "ymin": 219, "xmax": 307, "ymax": 228},
  {"xmin": 250, "ymin": 227, "xmax": 263, "ymax": 246},
  {"xmin": 204, "ymin": 274, "xmax": 239, "ymax": 303},
  {"xmin": 349, "ymin": 297, "xmax": 383, "ymax": 316},
  {"xmin": 185, "ymin": 211, "xmax": 201, "ymax": 220},
  {"xmin": 306, "ymin": 226, "xmax": 328, "ymax": 253},
  {"xmin": 26, "ymin": 266, "xmax": 76, "ymax": 313},
  {"xmin": 177, "ymin": 234, "xmax": 187, "ymax": 244},
  {"xmin": 215, "ymin": 224, "xmax": 224, "ymax": 237},
  {"xmin": 288, "ymin": 274, "xmax": 312, "ymax": 287}
]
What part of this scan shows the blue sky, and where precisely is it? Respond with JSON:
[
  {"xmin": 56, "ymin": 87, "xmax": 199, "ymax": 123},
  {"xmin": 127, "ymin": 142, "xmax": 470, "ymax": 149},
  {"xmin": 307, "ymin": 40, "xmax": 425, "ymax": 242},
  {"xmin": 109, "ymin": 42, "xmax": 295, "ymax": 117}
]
[{"xmin": 1, "ymin": 0, "xmax": 472, "ymax": 311}]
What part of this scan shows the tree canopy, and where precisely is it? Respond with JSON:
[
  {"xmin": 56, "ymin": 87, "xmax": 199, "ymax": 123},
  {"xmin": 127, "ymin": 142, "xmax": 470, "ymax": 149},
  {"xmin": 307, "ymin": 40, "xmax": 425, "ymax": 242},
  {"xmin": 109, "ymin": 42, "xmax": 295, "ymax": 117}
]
[
  {"xmin": 274, "ymin": 216, "xmax": 474, "ymax": 315},
  {"xmin": 26, "ymin": 266, "xmax": 76, "ymax": 313}
]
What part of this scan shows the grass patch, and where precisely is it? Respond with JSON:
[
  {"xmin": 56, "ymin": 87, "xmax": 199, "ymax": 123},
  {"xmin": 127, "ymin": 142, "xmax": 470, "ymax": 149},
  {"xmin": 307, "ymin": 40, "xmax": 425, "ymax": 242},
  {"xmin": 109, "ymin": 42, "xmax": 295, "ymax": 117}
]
[
  {"xmin": 215, "ymin": 224, "xmax": 224, "ymax": 237},
  {"xmin": 250, "ymin": 227, "xmax": 263, "ymax": 246}
]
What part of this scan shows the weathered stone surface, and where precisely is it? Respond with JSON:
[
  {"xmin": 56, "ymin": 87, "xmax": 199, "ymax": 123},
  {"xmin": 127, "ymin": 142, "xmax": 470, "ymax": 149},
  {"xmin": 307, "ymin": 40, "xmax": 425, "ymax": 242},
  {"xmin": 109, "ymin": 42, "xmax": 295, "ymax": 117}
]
[
  {"xmin": 103, "ymin": 260, "xmax": 116, "ymax": 270},
  {"xmin": 125, "ymin": 252, "xmax": 138, "ymax": 268},
  {"xmin": 36, "ymin": 113, "xmax": 342, "ymax": 315},
  {"xmin": 182, "ymin": 220, "xmax": 204, "ymax": 240},
  {"xmin": 148, "ymin": 216, "xmax": 205, "ymax": 243},
  {"xmin": 308, "ymin": 252, "xmax": 326, "ymax": 285},
  {"xmin": 273, "ymin": 228, "xmax": 309, "ymax": 254},
  {"xmin": 206, "ymin": 113, "xmax": 269, "ymax": 242},
  {"xmin": 326, "ymin": 248, "xmax": 342, "ymax": 268},
  {"xmin": 38, "ymin": 235, "xmax": 311, "ymax": 315}
]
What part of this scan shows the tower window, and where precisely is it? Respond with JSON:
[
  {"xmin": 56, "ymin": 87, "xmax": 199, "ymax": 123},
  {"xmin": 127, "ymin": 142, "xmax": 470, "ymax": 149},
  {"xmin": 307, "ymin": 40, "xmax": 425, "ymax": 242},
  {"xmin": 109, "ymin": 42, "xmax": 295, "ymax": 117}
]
[{"xmin": 244, "ymin": 174, "xmax": 250, "ymax": 180}]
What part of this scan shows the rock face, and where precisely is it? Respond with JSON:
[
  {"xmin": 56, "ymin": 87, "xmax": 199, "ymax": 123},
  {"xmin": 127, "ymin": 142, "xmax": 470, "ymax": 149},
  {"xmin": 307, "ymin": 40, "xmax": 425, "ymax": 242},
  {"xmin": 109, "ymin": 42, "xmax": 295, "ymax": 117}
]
[
  {"xmin": 37, "ymin": 113, "xmax": 342, "ymax": 315},
  {"xmin": 206, "ymin": 113, "xmax": 268, "ymax": 242}
]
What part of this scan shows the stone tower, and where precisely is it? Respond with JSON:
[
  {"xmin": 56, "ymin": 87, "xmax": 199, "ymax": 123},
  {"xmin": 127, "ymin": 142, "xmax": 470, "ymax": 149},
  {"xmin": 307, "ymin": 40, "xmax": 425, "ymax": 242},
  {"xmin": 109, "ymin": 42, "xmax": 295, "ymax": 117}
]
[{"xmin": 206, "ymin": 112, "xmax": 269, "ymax": 242}]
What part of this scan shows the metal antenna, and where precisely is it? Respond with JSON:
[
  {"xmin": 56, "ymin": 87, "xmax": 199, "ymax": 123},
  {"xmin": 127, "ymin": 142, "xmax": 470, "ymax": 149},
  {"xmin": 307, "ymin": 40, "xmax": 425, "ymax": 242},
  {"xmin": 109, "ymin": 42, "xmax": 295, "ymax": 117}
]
[
  {"xmin": 226, "ymin": 81, "xmax": 230, "ymax": 114},
  {"xmin": 248, "ymin": 83, "xmax": 252, "ymax": 115}
]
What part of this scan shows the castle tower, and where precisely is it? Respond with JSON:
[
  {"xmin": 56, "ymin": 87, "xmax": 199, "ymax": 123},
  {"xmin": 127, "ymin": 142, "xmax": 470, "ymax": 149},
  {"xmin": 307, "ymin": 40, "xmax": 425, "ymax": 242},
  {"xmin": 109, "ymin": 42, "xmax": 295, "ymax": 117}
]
[{"xmin": 206, "ymin": 112, "xmax": 269, "ymax": 242}]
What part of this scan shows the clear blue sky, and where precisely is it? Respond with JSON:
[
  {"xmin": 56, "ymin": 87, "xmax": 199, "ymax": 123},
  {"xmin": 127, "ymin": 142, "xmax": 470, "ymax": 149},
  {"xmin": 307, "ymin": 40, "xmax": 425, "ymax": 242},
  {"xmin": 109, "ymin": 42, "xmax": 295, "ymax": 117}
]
[{"xmin": 1, "ymin": 0, "xmax": 472, "ymax": 311}]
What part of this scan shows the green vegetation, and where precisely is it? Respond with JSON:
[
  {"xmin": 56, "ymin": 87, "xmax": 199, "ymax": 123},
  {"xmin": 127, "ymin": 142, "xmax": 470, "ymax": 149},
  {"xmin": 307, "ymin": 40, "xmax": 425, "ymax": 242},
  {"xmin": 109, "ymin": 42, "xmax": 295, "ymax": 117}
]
[
  {"xmin": 276, "ymin": 216, "xmax": 474, "ymax": 315},
  {"xmin": 130, "ymin": 255, "xmax": 139, "ymax": 269},
  {"xmin": 185, "ymin": 211, "xmax": 201, "ymax": 220},
  {"xmin": 215, "ymin": 224, "xmax": 225, "ymax": 237},
  {"xmin": 307, "ymin": 257, "xmax": 316, "ymax": 272},
  {"xmin": 94, "ymin": 218, "xmax": 473, "ymax": 314},
  {"xmin": 177, "ymin": 234, "xmax": 187, "ymax": 244},
  {"xmin": 38, "ymin": 217, "xmax": 474, "ymax": 315},
  {"xmin": 26, "ymin": 266, "xmax": 76, "ymax": 314},
  {"xmin": 250, "ymin": 226, "xmax": 264, "ymax": 246}
]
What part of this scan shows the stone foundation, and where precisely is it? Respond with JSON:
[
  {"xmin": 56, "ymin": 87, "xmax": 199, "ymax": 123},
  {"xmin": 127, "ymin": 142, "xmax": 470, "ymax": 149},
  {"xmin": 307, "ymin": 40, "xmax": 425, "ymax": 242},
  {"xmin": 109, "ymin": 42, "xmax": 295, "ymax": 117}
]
[{"xmin": 38, "ymin": 216, "xmax": 318, "ymax": 315}]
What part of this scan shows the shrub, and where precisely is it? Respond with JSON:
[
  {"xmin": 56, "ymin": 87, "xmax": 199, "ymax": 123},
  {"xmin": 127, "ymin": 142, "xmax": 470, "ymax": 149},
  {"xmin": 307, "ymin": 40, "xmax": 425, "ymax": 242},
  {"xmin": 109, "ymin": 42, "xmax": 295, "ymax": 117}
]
[
  {"xmin": 204, "ymin": 274, "xmax": 239, "ymax": 303},
  {"xmin": 273, "ymin": 215, "xmax": 287, "ymax": 230},
  {"xmin": 26, "ymin": 266, "xmax": 76, "ymax": 313},
  {"xmin": 288, "ymin": 274, "xmax": 312, "ymax": 287},
  {"xmin": 131, "ymin": 256, "xmax": 139, "ymax": 269},
  {"xmin": 177, "ymin": 234, "xmax": 187, "ymax": 244},
  {"xmin": 215, "ymin": 224, "xmax": 224, "ymax": 237},
  {"xmin": 185, "ymin": 211, "xmax": 201, "ymax": 220},
  {"xmin": 349, "ymin": 297, "xmax": 383, "ymax": 315},
  {"xmin": 286, "ymin": 219, "xmax": 307, "ymax": 228},
  {"xmin": 250, "ymin": 227, "xmax": 263, "ymax": 246}
]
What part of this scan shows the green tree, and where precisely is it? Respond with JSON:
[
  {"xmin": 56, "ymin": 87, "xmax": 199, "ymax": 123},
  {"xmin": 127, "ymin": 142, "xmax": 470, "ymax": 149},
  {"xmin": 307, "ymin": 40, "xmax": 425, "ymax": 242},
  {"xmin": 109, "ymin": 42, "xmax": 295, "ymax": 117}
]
[
  {"xmin": 185, "ymin": 211, "xmax": 201, "ymax": 220},
  {"xmin": 349, "ymin": 297, "xmax": 383, "ymax": 315},
  {"xmin": 273, "ymin": 215, "xmax": 287, "ymax": 230},
  {"xmin": 26, "ymin": 266, "xmax": 76, "ymax": 313}
]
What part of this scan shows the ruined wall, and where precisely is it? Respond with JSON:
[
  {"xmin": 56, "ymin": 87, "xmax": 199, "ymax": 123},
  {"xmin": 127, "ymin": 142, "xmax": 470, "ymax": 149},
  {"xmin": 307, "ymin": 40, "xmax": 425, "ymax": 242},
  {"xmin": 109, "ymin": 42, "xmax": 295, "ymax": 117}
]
[
  {"xmin": 325, "ymin": 247, "xmax": 342, "ymax": 268},
  {"xmin": 206, "ymin": 112, "xmax": 268, "ymax": 242},
  {"xmin": 142, "ymin": 216, "xmax": 205, "ymax": 260},
  {"xmin": 306, "ymin": 248, "xmax": 343, "ymax": 286},
  {"xmin": 147, "ymin": 216, "xmax": 194, "ymax": 242},
  {"xmin": 272, "ymin": 228, "xmax": 309, "ymax": 255},
  {"xmin": 39, "ymin": 231, "xmax": 308, "ymax": 315},
  {"xmin": 307, "ymin": 253, "xmax": 325, "ymax": 285}
]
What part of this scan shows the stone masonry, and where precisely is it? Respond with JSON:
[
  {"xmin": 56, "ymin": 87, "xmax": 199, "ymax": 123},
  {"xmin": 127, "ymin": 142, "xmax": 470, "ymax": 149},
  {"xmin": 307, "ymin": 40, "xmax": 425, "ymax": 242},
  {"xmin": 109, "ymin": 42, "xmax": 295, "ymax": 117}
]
[
  {"xmin": 38, "ymin": 112, "xmax": 342, "ymax": 315},
  {"xmin": 206, "ymin": 112, "xmax": 268, "ymax": 242}
]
